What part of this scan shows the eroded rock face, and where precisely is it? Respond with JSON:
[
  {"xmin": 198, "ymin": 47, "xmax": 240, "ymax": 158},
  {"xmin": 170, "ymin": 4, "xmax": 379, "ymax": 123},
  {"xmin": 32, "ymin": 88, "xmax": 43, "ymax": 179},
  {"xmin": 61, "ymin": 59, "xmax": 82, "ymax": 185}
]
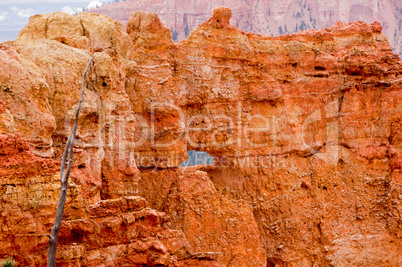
[
  {"xmin": 0, "ymin": 137, "xmax": 219, "ymax": 265},
  {"xmin": 1, "ymin": 11, "xmax": 218, "ymax": 266},
  {"xmin": 0, "ymin": 43, "xmax": 56, "ymax": 157},
  {"xmin": 14, "ymin": 12, "xmax": 141, "ymax": 203},
  {"xmin": 138, "ymin": 166, "xmax": 266, "ymax": 266},
  {"xmin": 1, "ymin": 7, "xmax": 402, "ymax": 267}
]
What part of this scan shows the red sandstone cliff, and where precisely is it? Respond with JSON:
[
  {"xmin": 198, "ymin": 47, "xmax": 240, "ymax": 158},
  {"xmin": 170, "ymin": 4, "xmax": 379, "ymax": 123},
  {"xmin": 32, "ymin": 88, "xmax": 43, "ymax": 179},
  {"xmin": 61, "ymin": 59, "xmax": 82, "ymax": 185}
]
[
  {"xmin": 1, "ymin": 6, "xmax": 402, "ymax": 267},
  {"xmin": 87, "ymin": 0, "xmax": 402, "ymax": 58}
]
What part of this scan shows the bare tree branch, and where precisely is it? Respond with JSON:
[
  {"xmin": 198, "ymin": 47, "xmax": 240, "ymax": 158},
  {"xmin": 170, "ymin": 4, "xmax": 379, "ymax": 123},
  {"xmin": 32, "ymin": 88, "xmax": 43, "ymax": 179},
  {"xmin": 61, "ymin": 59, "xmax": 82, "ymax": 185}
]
[{"xmin": 47, "ymin": 57, "xmax": 93, "ymax": 267}]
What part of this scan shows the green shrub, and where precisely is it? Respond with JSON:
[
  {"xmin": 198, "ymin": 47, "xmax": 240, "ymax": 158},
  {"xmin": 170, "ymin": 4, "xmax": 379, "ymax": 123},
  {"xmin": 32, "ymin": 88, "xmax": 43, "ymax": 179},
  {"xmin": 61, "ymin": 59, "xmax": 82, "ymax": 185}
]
[{"xmin": 2, "ymin": 257, "xmax": 16, "ymax": 267}]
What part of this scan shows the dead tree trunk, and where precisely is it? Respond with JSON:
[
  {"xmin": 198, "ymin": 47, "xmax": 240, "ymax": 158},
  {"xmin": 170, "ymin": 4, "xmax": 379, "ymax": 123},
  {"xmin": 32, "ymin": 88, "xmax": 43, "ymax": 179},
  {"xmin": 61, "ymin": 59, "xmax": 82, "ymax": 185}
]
[{"xmin": 47, "ymin": 57, "xmax": 93, "ymax": 267}]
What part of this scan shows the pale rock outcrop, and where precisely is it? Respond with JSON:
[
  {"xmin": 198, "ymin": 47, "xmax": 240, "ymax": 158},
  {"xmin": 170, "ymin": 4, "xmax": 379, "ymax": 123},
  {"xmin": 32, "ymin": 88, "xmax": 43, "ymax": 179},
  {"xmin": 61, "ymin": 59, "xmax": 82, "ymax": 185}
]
[{"xmin": 0, "ymin": 43, "xmax": 55, "ymax": 157}]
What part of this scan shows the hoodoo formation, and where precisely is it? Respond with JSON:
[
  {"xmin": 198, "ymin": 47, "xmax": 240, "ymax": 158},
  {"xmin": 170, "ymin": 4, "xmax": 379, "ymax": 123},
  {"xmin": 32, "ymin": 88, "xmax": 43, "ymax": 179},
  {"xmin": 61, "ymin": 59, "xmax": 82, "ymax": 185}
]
[{"xmin": 1, "ymin": 6, "xmax": 402, "ymax": 266}]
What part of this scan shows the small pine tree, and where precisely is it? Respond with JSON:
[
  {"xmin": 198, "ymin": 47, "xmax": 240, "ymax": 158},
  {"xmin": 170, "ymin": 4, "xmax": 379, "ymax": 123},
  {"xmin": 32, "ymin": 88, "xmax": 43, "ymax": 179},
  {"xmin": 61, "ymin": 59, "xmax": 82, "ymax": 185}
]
[
  {"xmin": 279, "ymin": 26, "xmax": 283, "ymax": 35},
  {"xmin": 184, "ymin": 23, "xmax": 189, "ymax": 37},
  {"xmin": 172, "ymin": 28, "xmax": 178, "ymax": 42}
]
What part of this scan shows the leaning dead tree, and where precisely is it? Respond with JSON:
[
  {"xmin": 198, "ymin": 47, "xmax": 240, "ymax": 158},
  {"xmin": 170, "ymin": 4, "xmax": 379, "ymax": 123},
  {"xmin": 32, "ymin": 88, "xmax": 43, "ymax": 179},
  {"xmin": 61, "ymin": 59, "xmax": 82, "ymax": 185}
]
[{"xmin": 47, "ymin": 57, "xmax": 93, "ymax": 267}]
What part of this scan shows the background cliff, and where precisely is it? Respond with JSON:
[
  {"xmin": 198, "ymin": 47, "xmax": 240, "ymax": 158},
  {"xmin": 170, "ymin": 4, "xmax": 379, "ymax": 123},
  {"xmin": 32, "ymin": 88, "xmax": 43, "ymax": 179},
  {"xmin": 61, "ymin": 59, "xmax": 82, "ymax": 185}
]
[{"xmin": 1, "ymin": 6, "xmax": 402, "ymax": 267}]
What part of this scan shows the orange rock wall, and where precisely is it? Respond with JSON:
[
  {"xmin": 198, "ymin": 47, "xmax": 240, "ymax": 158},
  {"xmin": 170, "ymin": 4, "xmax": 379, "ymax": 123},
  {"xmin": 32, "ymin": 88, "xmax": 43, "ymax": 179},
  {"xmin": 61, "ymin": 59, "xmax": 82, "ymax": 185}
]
[{"xmin": 0, "ymin": 7, "xmax": 402, "ymax": 267}]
